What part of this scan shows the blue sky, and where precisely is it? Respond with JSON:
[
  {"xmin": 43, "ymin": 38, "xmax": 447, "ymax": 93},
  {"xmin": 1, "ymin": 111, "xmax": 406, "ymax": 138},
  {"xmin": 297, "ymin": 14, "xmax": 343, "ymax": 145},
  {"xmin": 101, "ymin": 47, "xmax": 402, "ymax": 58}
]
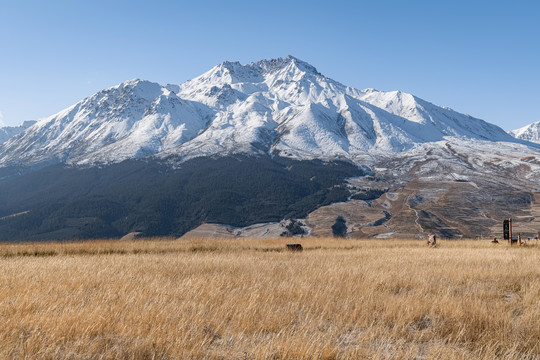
[{"xmin": 0, "ymin": 0, "xmax": 538, "ymax": 131}]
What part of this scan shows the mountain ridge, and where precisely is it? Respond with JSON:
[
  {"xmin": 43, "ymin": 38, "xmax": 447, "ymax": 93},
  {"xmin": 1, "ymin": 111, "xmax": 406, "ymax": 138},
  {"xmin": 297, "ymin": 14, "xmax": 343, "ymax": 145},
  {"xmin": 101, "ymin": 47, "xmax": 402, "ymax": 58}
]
[
  {"xmin": 0, "ymin": 56, "xmax": 521, "ymax": 168},
  {"xmin": 0, "ymin": 120, "xmax": 36, "ymax": 144},
  {"xmin": 510, "ymin": 121, "xmax": 540, "ymax": 144}
]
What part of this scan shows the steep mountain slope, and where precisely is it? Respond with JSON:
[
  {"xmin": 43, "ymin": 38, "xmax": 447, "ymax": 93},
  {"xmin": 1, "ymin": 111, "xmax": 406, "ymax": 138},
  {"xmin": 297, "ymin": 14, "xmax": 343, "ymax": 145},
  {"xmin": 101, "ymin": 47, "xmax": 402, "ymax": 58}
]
[
  {"xmin": 0, "ymin": 81, "xmax": 212, "ymax": 166},
  {"xmin": 1, "ymin": 56, "xmax": 539, "ymax": 241},
  {"xmin": 0, "ymin": 56, "xmax": 518, "ymax": 167},
  {"xmin": 0, "ymin": 156, "xmax": 364, "ymax": 241},
  {"xmin": 510, "ymin": 121, "xmax": 540, "ymax": 143},
  {"xmin": 0, "ymin": 121, "xmax": 36, "ymax": 144}
]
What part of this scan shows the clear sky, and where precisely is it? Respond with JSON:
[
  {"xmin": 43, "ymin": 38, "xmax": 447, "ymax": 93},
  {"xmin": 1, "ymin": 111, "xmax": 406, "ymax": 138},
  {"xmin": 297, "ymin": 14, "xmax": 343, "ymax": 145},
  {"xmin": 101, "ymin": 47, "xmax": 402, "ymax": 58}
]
[{"xmin": 0, "ymin": 0, "xmax": 538, "ymax": 131}]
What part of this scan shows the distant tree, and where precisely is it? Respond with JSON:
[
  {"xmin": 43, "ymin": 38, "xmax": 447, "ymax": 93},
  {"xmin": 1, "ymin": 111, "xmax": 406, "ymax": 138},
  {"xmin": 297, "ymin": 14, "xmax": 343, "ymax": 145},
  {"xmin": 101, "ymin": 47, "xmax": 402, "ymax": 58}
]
[
  {"xmin": 280, "ymin": 219, "xmax": 307, "ymax": 237},
  {"xmin": 332, "ymin": 216, "xmax": 347, "ymax": 237}
]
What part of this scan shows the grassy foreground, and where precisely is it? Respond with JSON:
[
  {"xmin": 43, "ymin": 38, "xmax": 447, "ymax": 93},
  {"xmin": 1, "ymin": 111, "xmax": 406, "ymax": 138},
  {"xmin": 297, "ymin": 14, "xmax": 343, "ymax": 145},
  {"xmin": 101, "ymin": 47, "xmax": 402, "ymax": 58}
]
[{"xmin": 0, "ymin": 238, "xmax": 539, "ymax": 359}]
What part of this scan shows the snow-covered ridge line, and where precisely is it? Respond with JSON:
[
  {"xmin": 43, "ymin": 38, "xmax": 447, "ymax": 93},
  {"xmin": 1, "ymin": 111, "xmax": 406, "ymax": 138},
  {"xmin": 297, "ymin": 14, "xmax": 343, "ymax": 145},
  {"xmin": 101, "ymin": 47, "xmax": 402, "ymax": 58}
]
[
  {"xmin": 510, "ymin": 121, "xmax": 540, "ymax": 144},
  {"xmin": 0, "ymin": 120, "xmax": 36, "ymax": 144},
  {"xmin": 0, "ymin": 56, "xmax": 524, "ymax": 168}
]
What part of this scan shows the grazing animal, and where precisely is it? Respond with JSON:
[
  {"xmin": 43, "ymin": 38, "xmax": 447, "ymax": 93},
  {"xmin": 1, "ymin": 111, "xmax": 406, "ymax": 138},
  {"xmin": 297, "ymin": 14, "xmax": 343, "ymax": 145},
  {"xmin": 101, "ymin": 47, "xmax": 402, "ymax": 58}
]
[
  {"xmin": 427, "ymin": 234, "xmax": 436, "ymax": 247},
  {"xmin": 286, "ymin": 244, "xmax": 303, "ymax": 252}
]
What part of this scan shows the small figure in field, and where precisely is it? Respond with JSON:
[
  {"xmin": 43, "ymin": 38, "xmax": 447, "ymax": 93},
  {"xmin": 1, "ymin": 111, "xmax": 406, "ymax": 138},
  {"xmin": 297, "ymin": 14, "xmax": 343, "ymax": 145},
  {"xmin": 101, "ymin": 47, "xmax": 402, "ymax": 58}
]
[
  {"xmin": 427, "ymin": 234, "xmax": 436, "ymax": 247},
  {"xmin": 492, "ymin": 237, "xmax": 499, "ymax": 243}
]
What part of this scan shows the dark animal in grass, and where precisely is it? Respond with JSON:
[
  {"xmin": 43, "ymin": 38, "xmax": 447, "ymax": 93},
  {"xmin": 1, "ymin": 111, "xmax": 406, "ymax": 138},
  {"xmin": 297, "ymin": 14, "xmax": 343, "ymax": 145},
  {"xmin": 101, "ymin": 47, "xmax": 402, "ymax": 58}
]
[{"xmin": 286, "ymin": 244, "xmax": 303, "ymax": 251}]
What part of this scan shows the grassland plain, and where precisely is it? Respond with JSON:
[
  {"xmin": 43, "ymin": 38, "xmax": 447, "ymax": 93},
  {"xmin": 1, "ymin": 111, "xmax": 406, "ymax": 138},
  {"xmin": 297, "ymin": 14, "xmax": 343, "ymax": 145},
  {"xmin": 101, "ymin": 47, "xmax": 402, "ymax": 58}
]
[{"xmin": 0, "ymin": 238, "xmax": 539, "ymax": 359}]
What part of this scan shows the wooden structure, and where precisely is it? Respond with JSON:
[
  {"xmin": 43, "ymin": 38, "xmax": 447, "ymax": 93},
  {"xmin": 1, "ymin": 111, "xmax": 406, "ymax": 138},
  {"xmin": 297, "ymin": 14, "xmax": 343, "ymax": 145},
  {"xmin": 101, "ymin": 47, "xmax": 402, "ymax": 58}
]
[{"xmin": 503, "ymin": 219, "xmax": 513, "ymax": 245}]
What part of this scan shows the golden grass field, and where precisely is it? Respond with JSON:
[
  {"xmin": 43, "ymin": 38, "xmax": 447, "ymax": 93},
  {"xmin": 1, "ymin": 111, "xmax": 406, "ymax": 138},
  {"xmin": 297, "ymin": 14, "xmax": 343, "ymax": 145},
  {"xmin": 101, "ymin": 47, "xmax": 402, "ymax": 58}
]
[{"xmin": 0, "ymin": 237, "xmax": 539, "ymax": 359}]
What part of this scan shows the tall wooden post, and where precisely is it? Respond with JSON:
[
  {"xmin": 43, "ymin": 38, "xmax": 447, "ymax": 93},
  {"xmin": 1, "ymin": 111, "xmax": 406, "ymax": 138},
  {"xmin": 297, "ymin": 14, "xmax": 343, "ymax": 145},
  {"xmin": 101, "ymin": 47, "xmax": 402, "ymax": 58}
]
[
  {"xmin": 509, "ymin": 218, "xmax": 513, "ymax": 245},
  {"xmin": 504, "ymin": 219, "xmax": 510, "ymax": 243}
]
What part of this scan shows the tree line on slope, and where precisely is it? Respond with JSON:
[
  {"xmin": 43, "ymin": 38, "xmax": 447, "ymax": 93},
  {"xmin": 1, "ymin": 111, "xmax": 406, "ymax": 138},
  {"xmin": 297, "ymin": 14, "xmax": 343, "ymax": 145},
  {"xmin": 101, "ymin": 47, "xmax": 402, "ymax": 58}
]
[{"xmin": 0, "ymin": 156, "xmax": 366, "ymax": 241}]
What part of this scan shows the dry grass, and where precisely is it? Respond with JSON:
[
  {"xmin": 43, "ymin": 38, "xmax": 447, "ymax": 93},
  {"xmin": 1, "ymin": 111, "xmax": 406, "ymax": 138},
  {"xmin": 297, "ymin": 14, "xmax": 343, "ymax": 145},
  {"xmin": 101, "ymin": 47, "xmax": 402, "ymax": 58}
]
[{"xmin": 1, "ymin": 237, "xmax": 539, "ymax": 359}]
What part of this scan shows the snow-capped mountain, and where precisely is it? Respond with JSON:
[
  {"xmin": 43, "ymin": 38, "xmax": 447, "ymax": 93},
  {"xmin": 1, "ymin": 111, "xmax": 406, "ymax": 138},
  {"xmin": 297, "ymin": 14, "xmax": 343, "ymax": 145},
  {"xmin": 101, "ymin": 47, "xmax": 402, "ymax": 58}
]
[
  {"xmin": 2, "ymin": 56, "xmax": 540, "ymax": 241},
  {"xmin": 0, "ymin": 56, "xmax": 520, "ymax": 167},
  {"xmin": 0, "ymin": 121, "xmax": 36, "ymax": 144},
  {"xmin": 510, "ymin": 121, "xmax": 540, "ymax": 143}
]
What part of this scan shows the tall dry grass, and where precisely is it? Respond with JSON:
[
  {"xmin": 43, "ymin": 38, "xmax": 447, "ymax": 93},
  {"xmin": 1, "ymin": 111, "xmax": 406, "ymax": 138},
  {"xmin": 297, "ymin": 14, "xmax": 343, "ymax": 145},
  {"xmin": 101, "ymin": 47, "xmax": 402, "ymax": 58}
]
[{"xmin": 0, "ymin": 238, "xmax": 539, "ymax": 359}]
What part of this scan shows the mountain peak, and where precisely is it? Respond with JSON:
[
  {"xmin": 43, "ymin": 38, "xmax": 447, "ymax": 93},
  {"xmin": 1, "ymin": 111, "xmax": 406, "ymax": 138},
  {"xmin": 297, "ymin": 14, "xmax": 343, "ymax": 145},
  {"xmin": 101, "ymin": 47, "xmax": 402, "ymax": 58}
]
[
  {"xmin": 179, "ymin": 56, "xmax": 325, "ymax": 96},
  {"xmin": 122, "ymin": 78, "xmax": 144, "ymax": 84},
  {"xmin": 219, "ymin": 60, "xmax": 242, "ymax": 69},
  {"xmin": 510, "ymin": 121, "xmax": 540, "ymax": 144},
  {"xmin": 283, "ymin": 55, "xmax": 320, "ymax": 75},
  {"xmin": 252, "ymin": 55, "xmax": 321, "ymax": 77},
  {"xmin": 115, "ymin": 78, "xmax": 159, "ymax": 89},
  {"xmin": 94, "ymin": 79, "xmax": 164, "ymax": 102}
]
